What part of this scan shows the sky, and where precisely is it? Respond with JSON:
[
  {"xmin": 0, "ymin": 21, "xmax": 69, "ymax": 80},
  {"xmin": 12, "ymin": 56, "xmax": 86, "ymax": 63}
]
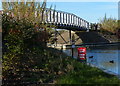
[
  {"xmin": 46, "ymin": 2, "xmax": 118, "ymax": 23},
  {"xmin": 0, "ymin": 0, "xmax": 119, "ymax": 23},
  {"xmin": 0, "ymin": 0, "xmax": 1, "ymax": 10},
  {"xmin": 118, "ymin": 2, "xmax": 120, "ymax": 20}
]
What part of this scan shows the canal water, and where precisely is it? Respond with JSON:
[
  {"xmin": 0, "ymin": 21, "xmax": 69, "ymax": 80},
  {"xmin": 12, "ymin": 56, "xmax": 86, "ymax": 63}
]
[{"xmin": 63, "ymin": 45, "xmax": 120, "ymax": 77}]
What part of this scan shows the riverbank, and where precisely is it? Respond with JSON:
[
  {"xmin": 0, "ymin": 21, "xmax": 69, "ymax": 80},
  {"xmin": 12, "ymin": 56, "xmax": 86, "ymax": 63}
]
[
  {"xmin": 56, "ymin": 56, "xmax": 120, "ymax": 84},
  {"xmin": 98, "ymin": 31, "xmax": 120, "ymax": 42},
  {"xmin": 57, "ymin": 61, "xmax": 120, "ymax": 84},
  {"xmin": 3, "ymin": 46, "xmax": 120, "ymax": 85}
]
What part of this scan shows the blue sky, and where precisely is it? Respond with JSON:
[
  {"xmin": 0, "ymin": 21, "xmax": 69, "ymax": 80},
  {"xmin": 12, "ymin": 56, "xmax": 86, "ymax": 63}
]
[
  {"xmin": 0, "ymin": 0, "xmax": 1, "ymax": 10},
  {"xmin": 0, "ymin": 1, "xmax": 118, "ymax": 23},
  {"xmin": 46, "ymin": 2, "xmax": 118, "ymax": 23}
]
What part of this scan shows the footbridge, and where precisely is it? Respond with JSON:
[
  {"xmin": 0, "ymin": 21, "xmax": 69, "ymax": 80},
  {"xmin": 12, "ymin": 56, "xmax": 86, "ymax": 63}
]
[
  {"xmin": 41, "ymin": 9, "xmax": 98, "ymax": 31},
  {"xmin": 44, "ymin": 8, "xmax": 102, "ymax": 49}
]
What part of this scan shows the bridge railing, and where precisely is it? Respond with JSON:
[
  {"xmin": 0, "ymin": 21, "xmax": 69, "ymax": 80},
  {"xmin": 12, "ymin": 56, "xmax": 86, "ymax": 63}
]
[{"xmin": 41, "ymin": 8, "xmax": 91, "ymax": 30}]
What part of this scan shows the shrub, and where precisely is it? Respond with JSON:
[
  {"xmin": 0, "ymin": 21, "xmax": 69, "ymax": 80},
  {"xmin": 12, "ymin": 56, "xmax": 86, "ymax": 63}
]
[
  {"xmin": 99, "ymin": 14, "xmax": 118, "ymax": 33},
  {"xmin": 2, "ymin": 1, "xmax": 55, "ymax": 85}
]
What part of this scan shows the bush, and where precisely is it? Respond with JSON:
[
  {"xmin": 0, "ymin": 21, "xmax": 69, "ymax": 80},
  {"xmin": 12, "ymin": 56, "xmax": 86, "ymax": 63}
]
[
  {"xmin": 2, "ymin": 1, "xmax": 54, "ymax": 85},
  {"xmin": 99, "ymin": 14, "xmax": 118, "ymax": 33}
]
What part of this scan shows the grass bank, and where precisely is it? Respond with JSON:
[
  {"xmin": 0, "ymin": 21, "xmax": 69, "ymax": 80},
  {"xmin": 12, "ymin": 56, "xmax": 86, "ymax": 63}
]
[
  {"xmin": 3, "ymin": 46, "xmax": 120, "ymax": 85},
  {"xmin": 56, "ymin": 60, "xmax": 120, "ymax": 84}
]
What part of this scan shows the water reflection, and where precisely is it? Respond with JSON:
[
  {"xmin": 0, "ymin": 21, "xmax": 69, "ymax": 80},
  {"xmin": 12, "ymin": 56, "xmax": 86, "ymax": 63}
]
[{"xmin": 63, "ymin": 45, "xmax": 120, "ymax": 76}]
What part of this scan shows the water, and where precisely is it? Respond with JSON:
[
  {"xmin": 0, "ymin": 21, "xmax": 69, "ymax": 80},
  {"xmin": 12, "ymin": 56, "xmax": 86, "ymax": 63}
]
[{"xmin": 63, "ymin": 45, "xmax": 120, "ymax": 76}]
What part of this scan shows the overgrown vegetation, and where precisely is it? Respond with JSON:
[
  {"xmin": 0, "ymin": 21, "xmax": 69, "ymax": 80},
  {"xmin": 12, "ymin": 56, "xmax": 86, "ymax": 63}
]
[
  {"xmin": 2, "ymin": 0, "xmax": 57, "ymax": 85},
  {"xmin": 99, "ymin": 14, "xmax": 119, "ymax": 34},
  {"xmin": 3, "ymin": 45, "xmax": 74, "ymax": 85}
]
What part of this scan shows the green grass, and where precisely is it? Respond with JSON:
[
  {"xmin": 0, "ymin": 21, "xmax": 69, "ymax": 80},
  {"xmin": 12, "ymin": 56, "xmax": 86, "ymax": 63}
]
[{"xmin": 56, "ymin": 60, "xmax": 120, "ymax": 84}]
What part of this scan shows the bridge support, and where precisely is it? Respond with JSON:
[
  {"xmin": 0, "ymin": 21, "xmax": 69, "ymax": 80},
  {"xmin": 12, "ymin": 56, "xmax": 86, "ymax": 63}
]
[
  {"xmin": 69, "ymin": 30, "xmax": 74, "ymax": 58},
  {"xmin": 55, "ymin": 29, "xmax": 57, "ymax": 46},
  {"xmin": 69, "ymin": 30, "xmax": 72, "ymax": 45}
]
